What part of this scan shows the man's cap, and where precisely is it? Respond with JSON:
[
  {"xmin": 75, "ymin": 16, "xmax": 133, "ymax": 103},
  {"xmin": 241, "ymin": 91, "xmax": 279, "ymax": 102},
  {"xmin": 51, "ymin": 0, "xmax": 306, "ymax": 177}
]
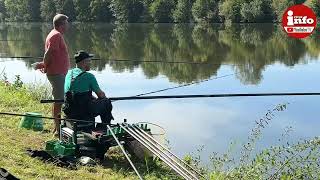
[{"xmin": 74, "ymin": 50, "xmax": 94, "ymax": 63}]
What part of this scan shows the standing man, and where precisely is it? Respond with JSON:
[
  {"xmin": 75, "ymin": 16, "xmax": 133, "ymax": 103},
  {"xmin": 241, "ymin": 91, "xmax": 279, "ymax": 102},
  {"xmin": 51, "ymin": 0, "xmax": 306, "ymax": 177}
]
[{"xmin": 41, "ymin": 14, "xmax": 70, "ymax": 136}]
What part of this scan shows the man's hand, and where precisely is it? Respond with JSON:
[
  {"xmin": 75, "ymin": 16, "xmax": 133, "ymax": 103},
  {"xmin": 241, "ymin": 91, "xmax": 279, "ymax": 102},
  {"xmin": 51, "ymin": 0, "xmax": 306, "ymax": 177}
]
[
  {"xmin": 96, "ymin": 90, "xmax": 106, "ymax": 99},
  {"xmin": 40, "ymin": 67, "xmax": 47, "ymax": 73},
  {"xmin": 33, "ymin": 62, "xmax": 46, "ymax": 73},
  {"xmin": 38, "ymin": 62, "xmax": 46, "ymax": 73}
]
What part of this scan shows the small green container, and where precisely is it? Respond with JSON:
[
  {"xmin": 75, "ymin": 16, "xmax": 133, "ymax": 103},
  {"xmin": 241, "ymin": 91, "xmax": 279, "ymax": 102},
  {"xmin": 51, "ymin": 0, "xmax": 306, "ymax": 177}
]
[
  {"xmin": 19, "ymin": 112, "xmax": 43, "ymax": 131},
  {"xmin": 54, "ymin": 142, "xmax": 76, "ymax": 157},
  {"xmin": 45, "ymin": 140, "xmax": 59, "ymax": 156},
  {"xmin": 46, "ymin": 140, "xmax": 76, "ymax": 157}
]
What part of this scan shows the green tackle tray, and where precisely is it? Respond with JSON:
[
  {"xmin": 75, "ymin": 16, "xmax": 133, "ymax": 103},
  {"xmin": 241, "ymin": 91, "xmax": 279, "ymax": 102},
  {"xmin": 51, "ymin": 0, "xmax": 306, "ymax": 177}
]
[{"xmin": 45, "ymin": 140, "xmax": 76, "ymax": 157}]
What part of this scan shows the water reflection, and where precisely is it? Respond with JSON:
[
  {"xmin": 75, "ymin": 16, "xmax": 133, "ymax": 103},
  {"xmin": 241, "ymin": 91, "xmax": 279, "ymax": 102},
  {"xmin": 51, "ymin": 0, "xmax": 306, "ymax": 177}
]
[{"xmin": 0, "ymin": 23, "xmax": 319, "ymax": 85}]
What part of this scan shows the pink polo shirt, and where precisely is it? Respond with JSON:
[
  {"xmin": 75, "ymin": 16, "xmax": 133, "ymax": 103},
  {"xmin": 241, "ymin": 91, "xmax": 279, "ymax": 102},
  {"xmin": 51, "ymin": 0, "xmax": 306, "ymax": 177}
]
[{"xmin": 45, "ymin": 29, "xmax": 70, "ymax": 75}]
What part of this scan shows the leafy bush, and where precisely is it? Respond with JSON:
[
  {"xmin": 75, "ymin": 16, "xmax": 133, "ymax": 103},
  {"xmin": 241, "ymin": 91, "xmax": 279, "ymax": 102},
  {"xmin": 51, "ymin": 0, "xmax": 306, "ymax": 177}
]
[{"xmin": 184, "ymin": 103, "xmax": 320, "ymax": 179}]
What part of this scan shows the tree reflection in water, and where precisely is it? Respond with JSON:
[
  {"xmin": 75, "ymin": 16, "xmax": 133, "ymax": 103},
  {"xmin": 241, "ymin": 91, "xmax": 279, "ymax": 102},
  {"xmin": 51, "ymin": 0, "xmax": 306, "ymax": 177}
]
[{"xmin": 0, "ymin": 23, "xmax": 319, "ymax": 85}]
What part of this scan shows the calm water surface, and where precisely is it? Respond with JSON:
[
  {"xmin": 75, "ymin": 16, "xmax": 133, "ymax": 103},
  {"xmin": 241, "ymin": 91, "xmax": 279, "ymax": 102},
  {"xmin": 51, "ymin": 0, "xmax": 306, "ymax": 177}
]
[{"xmin": 0, "ymin": 23, "xmax": 319, "ymax": 164}]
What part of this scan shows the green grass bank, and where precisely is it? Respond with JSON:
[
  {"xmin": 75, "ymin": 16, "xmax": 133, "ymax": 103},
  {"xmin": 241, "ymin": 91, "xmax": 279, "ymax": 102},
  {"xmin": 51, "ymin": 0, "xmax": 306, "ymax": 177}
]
[
  {"xmin": 0, "ymin": 77, "xmax": 320, "ymax": 180},
  {"xmin": 0, "ymin": 79, "xmax": 183, "ymax": 180}
]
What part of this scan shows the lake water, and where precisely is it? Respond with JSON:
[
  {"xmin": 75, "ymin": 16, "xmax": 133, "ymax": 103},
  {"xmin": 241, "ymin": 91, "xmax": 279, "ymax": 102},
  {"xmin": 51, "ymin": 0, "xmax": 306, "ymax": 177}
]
[{"xmin": 0, "ymin": 23, "xmax": 319, "ymax": 165}]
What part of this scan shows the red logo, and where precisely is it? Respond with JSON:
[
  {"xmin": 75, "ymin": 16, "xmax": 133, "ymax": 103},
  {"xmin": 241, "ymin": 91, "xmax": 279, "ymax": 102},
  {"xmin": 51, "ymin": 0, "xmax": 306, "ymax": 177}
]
[{"xmin": 282, "ymin": 4, "xmax": 317, "ymax": 39}]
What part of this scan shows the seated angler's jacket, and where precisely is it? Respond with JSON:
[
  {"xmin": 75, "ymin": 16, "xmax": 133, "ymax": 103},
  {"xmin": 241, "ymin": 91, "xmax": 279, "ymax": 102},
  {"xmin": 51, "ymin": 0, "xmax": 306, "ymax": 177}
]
[
  {"xmin": 63, "ymin": 71, "xmax": 93, "ymax": 121},
  {"xmin": 63, "ymin": 69, "xmax": 113, "ymax": 125}
]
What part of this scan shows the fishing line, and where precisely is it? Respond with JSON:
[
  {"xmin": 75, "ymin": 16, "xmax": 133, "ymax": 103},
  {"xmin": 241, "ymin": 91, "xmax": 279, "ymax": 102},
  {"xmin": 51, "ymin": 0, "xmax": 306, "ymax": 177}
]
[
  {"xmin": 137, "ymin": 122, "xmax": 166, "ymax": 136},
  {"xmin": 0, "ymin": 56, "xmax": 211, "ymax": 64},
  {"xmin": 0, "ymin": 56, "xmax": 239, "ymax": 66},
  {"xmin": 133, "ymin": 73, "xmax": 236, "ymax": 97}
]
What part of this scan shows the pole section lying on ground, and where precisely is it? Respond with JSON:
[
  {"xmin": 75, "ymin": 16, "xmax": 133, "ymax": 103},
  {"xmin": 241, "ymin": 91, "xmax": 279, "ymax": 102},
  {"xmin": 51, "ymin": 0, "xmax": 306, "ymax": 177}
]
[
  {"xmin": 120, "ymin": 124, "xmax": 198, "ymax": 180},
  {"xmin": 132, "ymin": 124, "xmax": 204, "ymax": 178},
  {"xmin": 107, "ymin": 125, "xmax": 143, "ymax": 180}
]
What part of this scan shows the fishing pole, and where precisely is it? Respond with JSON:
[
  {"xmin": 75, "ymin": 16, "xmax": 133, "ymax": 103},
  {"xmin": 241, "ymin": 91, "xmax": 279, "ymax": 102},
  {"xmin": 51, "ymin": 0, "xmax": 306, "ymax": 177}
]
[
  {"xmin": 0, "ymin": 112, "xmax": 114, "ymax": 125},
  {"xmin": 40, "ymin": 92, "xmax": 320, "ymax": 103},
  {"xmin": 0, "ymin": 39, "xmax": 29, "ymax": 41},
  {"xmin": 106, "ymin": 125, "xmax": 143, "ymax": 180}
]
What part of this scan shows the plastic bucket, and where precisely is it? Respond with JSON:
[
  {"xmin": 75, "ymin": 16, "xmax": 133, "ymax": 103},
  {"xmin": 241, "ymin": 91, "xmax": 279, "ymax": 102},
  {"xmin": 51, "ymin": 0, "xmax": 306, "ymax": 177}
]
[{"xmin": 19, "ymin": 112, "xmax": 43, "ymax": 131}]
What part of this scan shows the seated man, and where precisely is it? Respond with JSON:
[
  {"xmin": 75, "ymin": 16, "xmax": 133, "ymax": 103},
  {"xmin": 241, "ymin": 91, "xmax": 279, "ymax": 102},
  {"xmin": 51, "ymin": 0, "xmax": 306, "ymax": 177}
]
[{"xmin": 63, "ymin": 50, "xmax": 113, "ymax": 129}]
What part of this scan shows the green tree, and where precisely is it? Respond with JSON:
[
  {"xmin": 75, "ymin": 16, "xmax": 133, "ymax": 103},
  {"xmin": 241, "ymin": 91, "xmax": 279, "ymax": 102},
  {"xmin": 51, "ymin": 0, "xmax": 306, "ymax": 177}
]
[
  {"xmin": 272, "ymin": 0, "xmax": 307, "ymax": 21},
  {"xmin": 294, "ymin": 0, "xmax": 306, "ymax": 3},
  {"xmin": 141, "ymin": 0, "xmax": 153, "ymax": 22},
  {"xmin": 55, "ymin": 0, "xmax": 76, "ymax": 21},
  {"xmin": 90, "ymin": 0, "xmax": 113, "ymax": 22},
  {"xmin": 149, "ymin": 0, "xmax": 175, "ymax": 22},
  {"xmin": 109, "ymin": 0, "xmax": 144, "ymax": 23},
  {"xmin": 219, "ymin": 0, "xmax": 242, "ymax": 23},
  {"xmin": 0, "ymin": 0, "xmax": 6, "ymax": 21},
  {"xmin": 305, "ymin": 0, "xmax": 320, "ymax": 17},
  {"xmin": 241, "ymin": 0, "xmax": 273, "ymax": 22},
  {"xmin": 73, "ymin": 0, "xmax": 91, "ymax": 21},
  {"xmin": 5, "ymin": 0, "xmax": 40, "ymax": 21},
  {"xmin": 272, "ymin": 0, "xmax": 294, "ymax": 21},
  {"xmin": 40, "ymin": 0, "xmax": 56, "ymax": 22},
  {"xmin": 192, "ymin": 0, "xmax": 220, "ymax": 23},
  {"xmin": 173, "ymin": 0, "xmax": 193, "ymax": 23},
  {"xmin": 29, "ymin": 0, "xmax": 40, "ymax": 21}
]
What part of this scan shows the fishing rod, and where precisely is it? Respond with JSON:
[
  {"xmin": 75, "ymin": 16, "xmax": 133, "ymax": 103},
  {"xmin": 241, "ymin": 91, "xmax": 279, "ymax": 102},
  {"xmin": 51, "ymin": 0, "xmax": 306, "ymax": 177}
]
[
  {"xmin": 0, "ymin": 40, "xmax": 28, "ymax": 41},
  {"xmin": 0, "ymin": 112, "xmax": 112, "ymax": 125},
  {"xmin": 40, "ymin": 92, "xmax": 320, "ymax": 103},
  {"xmin": 0, "ymin": 56, "xmax": 214, "ymax": 65}
]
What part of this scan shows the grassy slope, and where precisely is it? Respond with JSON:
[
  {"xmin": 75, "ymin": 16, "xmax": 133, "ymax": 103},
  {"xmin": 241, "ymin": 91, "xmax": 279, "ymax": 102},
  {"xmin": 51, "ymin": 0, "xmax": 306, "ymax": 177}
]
[{"xmin": 0, "ymin": 82, "xmax": 181, "ymax": 180}]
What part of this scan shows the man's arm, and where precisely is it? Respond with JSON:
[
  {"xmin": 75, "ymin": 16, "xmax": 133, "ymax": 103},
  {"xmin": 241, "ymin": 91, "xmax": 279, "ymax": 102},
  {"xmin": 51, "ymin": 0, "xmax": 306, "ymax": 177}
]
[
  {"xmin": 43, "ymin": 46, "xmax": 53, "ymax": 67},
  {"xmin": 95, "ymin": 90, "xmax": 106, "ymax": 99},
  {"xmin": 42, "ymin": 34, "xmax": 60, "ymax": 71},
  {"xmin": 39, "ymin": 47, "xmax": 53, "ymax": 73},
  {"xmin": 89, "ymin": 73, "xmax": 107, "ymax": 99}
]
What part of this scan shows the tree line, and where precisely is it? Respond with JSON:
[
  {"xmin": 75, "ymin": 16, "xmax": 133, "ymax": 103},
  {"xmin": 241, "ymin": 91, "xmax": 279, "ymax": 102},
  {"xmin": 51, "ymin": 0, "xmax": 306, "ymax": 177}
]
[
  {"xmin": 1, "ymin": 23, "xmax": 319, "ymax": 84},
  {"xmin": 0, "ymin": 0, "xmax": 319, "ymax": 23}
]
